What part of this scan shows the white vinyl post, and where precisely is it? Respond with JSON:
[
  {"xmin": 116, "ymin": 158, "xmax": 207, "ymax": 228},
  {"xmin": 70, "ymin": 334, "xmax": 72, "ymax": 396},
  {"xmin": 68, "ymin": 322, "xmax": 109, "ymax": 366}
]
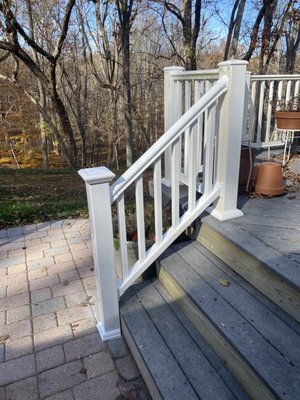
[
  {"xmin": 211, "ymin": 60, "xmax": 248, "ymax": 221},
  {"xmin": 242, "ymin": 71, "xmax": 251, "ymax": 142},
  {"xmin": 78, "ymin": 167, "xmax": 121, "ymax": 341},
  {"xmin": 164, "ymin": 66, "xmax": 184, "ymax": 181}
]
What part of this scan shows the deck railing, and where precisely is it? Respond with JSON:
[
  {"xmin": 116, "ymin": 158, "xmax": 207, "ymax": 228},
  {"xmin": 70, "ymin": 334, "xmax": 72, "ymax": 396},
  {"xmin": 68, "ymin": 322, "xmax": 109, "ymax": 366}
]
[
  {"xmin": 79, "ymin": 60, "xmax": 248, "ymax": 341},
  {"xmin": 246, "ymin": 74, "xmax": 300, "ymax": 148},
  {"xmin": 163, "ymin": 66, "xmax": 219, "ymax": 183}
]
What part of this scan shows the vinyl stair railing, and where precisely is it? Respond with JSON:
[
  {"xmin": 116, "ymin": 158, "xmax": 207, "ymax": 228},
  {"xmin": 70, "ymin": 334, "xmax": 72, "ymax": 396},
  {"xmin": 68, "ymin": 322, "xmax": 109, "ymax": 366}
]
[{"xmin": 79, "ymin": 60, "xmax": 248, "ymax": 341}]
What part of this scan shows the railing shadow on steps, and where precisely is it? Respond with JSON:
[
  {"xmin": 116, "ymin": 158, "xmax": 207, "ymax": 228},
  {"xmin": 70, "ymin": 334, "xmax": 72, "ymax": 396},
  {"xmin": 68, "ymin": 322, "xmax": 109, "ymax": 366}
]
[{"xmin": 78, "ymin": 60, "xmax": 248, "ymax": 341}]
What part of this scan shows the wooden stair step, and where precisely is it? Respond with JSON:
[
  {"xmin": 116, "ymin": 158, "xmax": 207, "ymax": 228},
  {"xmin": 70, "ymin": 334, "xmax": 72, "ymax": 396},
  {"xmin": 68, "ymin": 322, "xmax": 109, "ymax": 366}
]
[
  {"xmin": 120, "ymin": 280, "xmax": 250, "ymax": 400},
  {"xmin": 198, "ymin": 215, "xmax": 300, "ymax": 322},
  {"xmin": 158, "ymin": 241, "xmax": 300, "ymax": 400}
]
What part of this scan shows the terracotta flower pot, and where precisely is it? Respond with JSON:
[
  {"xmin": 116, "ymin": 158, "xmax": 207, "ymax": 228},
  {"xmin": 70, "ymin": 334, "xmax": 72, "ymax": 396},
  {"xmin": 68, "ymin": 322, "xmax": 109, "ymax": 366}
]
[
  {"xmin": 255, "ymin": 162, "xmax": 285, "ymax": 196},
  {"xmin": 275, "ymin": 111, "xmax": 300, "ymax": 130}
]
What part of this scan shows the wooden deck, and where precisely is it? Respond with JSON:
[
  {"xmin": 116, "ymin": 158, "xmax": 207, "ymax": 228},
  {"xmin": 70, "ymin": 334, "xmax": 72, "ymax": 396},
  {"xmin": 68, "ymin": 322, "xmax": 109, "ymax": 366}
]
[
  {"xmin": 120, "ymin": 155, "xmax": 300, "ymax": 400},
  {"xmin": 235, "ymin": 194, "xmax": 300, "ymax": 263}
]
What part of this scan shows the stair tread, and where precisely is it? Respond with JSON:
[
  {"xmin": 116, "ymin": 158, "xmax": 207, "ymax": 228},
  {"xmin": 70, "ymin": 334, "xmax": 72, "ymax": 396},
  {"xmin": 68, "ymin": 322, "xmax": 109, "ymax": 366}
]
[
  {"xmin": 202, "ymin": 215, "xmax": 300, "ymax": 290},
  {"xmin": 120, "ymin": 281, "xmax": 250, "ymax": 400},
  {"xmin": 120, "ymin": 285, "xmax": 199, "ymax": 400},
  {"xmin": 195, "ymin": 240, "xmax": 300, "ymax": 335},
  {"xmin": 160, "ymin": 241, "xmax": 300, "ymax": 400}
]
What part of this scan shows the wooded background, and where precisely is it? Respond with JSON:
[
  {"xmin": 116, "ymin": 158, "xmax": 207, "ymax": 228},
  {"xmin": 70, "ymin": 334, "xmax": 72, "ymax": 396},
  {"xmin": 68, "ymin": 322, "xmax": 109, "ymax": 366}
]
[{"xmin": 0, "ymin": 0, "xmax": 299, "ymax": 170}]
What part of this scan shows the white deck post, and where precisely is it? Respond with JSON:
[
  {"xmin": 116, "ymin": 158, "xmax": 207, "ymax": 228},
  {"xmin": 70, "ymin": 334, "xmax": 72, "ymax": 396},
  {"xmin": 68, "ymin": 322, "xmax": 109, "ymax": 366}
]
[
  {"xmin": 211, "ymin": 60, "xmax": 248, "ymax": 221},
  {"xmin": 164, "ymin": 66, "xmax": 184, "ymax": 181},
  {"xmin": 78, "ymin": 167, "xmax": 121, "ymax": 341}
]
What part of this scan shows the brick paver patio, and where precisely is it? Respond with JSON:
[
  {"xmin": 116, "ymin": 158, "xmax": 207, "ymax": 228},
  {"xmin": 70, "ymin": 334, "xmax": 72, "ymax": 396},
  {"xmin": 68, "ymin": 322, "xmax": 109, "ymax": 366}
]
[{"xmin": 0, "ymin": 219, "xmax": 150, "ymax": 400}]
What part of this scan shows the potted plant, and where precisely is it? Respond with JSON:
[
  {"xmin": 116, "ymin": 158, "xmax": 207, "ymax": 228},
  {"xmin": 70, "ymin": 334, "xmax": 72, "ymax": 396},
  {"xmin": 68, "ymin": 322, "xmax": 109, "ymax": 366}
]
[{"xmin": 274, "ymin": 95, "xmax": 300, "ymax": 130}]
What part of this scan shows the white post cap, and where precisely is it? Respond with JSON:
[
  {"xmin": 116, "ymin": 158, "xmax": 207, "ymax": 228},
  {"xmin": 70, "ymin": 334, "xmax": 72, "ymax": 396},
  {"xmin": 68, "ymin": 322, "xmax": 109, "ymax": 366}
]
[{"xmin": 78, "ymin": 167, "xmax": 115, "ymax": 185}]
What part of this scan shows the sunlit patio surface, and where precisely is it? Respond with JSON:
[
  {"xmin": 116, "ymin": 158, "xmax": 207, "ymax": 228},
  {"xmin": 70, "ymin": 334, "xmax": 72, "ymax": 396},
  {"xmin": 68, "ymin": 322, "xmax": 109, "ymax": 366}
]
[{"xmin": 0, "ymin": 219, "xmax": 150, "ymax": 400}]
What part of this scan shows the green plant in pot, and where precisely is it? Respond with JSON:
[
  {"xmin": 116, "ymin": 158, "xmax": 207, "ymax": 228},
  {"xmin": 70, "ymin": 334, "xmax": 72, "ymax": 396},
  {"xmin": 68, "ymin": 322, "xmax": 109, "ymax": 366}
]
[{"xmin": 274, "ymin": 94, "xmax": 300, "ymax": 130}]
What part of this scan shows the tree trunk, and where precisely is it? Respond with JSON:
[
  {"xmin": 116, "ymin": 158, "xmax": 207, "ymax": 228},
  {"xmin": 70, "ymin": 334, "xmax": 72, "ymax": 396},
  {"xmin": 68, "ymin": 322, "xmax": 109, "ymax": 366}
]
[
  {"xmin": 230, "ymin": 0, "xmax": 246, "ymax": 58},
  {"xmin": 117, "ymin": 0, "xmax": 135, "ymax": 167},
  {"xmin": 122, "ymin": 35, "xmax": 133, "ymax": 167},
  {"xmin": 224, "ymin": 0, "xmax": 240, "ymax": 61},
  {"xmin": 285, "ymin": 13, "xmax": 300, "ymax": 74}
]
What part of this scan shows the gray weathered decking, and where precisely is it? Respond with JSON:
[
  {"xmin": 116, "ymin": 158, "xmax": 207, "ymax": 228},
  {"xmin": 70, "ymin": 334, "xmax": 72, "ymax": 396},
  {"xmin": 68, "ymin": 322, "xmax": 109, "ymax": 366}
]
[
  {"xmin": 120, "ymin": 156, "xmax": 300, "ymax": 399},
  {"xmin": 235, "ymin": 194, "xmax": 300, "ymax": 263}
]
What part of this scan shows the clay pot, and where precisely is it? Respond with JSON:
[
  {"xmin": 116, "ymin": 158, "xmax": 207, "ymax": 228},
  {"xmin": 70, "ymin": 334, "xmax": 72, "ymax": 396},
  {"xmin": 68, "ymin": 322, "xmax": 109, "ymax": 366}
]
[
  {"xmin": 255, "ymin": 162, "xmax": 285, "ymax": 196},
  {"xmin": 275, "ymin": 111, "xmax": 300, "ymax": 130}
]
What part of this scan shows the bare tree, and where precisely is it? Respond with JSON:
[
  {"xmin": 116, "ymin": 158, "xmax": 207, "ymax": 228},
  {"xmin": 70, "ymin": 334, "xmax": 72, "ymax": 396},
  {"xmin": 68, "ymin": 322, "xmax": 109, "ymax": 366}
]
[
  {"xmin": 284, "ymin": 4, "xmax": 300, "ymax": 73},
  {"xmin": 79, "ymin": 0, "xmax": 121, "ymax": 167},
  {"xmin": 116, "ymin": 0, "xmax": 137, "ymax": 166},
  {"xmin": 230, "ymin": 0, "xmax": 247, "ymax": 59},
  {"xmin": 0, "ymin": 0, "xmax": 79, "ymax": 166},
  {"xmin": 152, "ymin": 0, "xmax": 202, "ymax": 70}
]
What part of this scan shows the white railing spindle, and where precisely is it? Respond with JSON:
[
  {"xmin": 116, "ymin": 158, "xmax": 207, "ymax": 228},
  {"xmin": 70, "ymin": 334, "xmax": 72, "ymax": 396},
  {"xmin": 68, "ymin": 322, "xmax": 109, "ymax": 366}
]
[
  {"xmin": 184, "ymin": 80, "xmax": 192, "ymax": 176},
  {"xmin": 135, "ymin": 176, "xmax": 146, "ymax": 261},
  {"xmin": 117, "ymin": 194, "xmax": 128, "ymax": 281},
  {"xmin": 257, "ymin": 81, "xmax": 266, "ymax": 145},
  {"xmin": 203, "ymin": 106, "xmax": 215, "ymax": 195},
  {"xmin": 286, "ymin": 80, "xmax": 292, "ymax": 105},
  {"xmin": 188, "ymin": 121, "xmax": 198, "ymax": 211},
  {"xmin": 153, "ymin": 157, "xmax": 163, "ymax": 245},
  {"xmin": 265, "ymin": 80, "xmax": 274, "ymax": 143},
  {"xmin": 171, "ymin": 137, "xmax": 181, "ymax": 228}
]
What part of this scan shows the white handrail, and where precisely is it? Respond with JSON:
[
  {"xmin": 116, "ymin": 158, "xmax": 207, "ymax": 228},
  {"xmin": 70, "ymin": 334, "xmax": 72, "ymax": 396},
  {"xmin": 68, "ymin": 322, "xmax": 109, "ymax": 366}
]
[
  {"xmin": 170, "ymin": 69, "xmax": 219, "ymax": 80},
  {"xmin": 251, "ymin": 74, "xmax": 300, "ymax": 81},
  {"xmin": 110, "ymin": 75, "xmax": 228, "ymax": 203}
]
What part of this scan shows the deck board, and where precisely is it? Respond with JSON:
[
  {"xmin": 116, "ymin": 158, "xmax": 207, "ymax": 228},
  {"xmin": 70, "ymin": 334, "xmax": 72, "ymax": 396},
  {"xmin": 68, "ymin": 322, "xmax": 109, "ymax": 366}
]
[
  {"xmin": 175, "ymin": 240, "xmax": 300, "ymax": 368},
  {"xmin": 120, "ymin": 286, "xmax": 199, "ymax": 400},
  {"xmin": 235, "ymin": 194, "xmax": 300, "ymax": 263},
  {"xmin": 159, "ymin": 245, "xmax": 300, "ymax": 400},
  {"xmin": 120, "ymin": 280, "xmax": 250, "ymax": 400},
  {"xmin": 196, "ymin": 242, "xmax": 300, "ymax": 334}
]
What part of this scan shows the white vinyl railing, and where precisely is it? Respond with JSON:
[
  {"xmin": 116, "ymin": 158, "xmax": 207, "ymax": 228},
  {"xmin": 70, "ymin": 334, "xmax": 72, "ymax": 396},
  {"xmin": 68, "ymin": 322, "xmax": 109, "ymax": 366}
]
[
  {"xmin": 163, "ymin": 67, "xmax": 219, "ymax": 183},
  {"xmin": 79, "ymin": 60, "xmax": 248, "ymax": 341},
  {"xmin": 246, "ymin": 74, "xmax": 300, "ymax": 148}
]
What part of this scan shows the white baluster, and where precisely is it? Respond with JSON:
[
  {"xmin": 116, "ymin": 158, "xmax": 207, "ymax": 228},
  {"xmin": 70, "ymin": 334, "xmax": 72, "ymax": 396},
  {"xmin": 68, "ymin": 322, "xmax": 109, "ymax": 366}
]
[
  {"xmin": 117, "ymin": 194, "xmax": 128, "ymax": 280},
  {"xmin": 266, "ymin": 81, "xmax": 274, "ymax": 144},
  {"xmin": 257, "ymin": 80, "xmax": 265, "ymax": 145},
  {"xmin": 277, "ymin": 80, "xmax": 283, "ymax": 109},
  {"xmin": 195, "ymin": 80, "xmax": 204, "ymax": 173},
  {"xmin": 153, "ymin": 157, "xmax": 163, "ymax": 245},
  {"xmin": 248, "ymin": 80, "xmax": 257, "ymax": 143},
  {"xmin": 184, "ymin": 80, "xmax": 192, "ymax": 176},
  {"xmin": 203, "ymin": 105, "xmax": 215, "ymax": 195},
  {"xmin": 188, "ymin": 120, "xmax": 198, "ymax": 211},
  {"xmin": 285, "ymin": 80, "xmax": 292, "ymax": 105},
  {"xmin": 135, "ymin": 176, "xmax": 146, "ymax": 261},
  {"xmin": 242, "ymin": 72, "xmax": 251, "ymax": 142},
  {"xmin": 294, "ymin": 81, "xmax": 300, "ymax": 106},
  {"xmin": 171, "ymin": 137, "xmax": 180, "ymax": 228}
]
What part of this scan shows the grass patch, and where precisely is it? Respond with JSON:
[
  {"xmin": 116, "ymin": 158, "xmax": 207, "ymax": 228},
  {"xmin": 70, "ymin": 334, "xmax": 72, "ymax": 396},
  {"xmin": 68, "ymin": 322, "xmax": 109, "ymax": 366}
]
[{"xmin": 0, "ymin": 168, "xmax": 88, "ymax": 229}]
